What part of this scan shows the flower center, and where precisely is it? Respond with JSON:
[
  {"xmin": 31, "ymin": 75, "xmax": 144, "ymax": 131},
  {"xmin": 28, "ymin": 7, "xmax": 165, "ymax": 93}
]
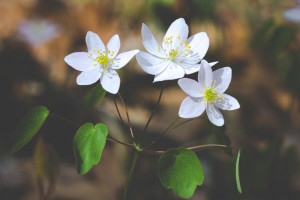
[
  {"xmin": 169, "ymin": 49, "xmax": 178, "ymax": 61},
  {"xmin": 158, "ymin": 35, "xmax": 193, "ymax": 62},
  {"xmin": 200, "ymin": 80, "xmax": 223, "ymax": 106},
  {"xmin": 95, "ymin": 54, "xmax": 110, "ymax": 66}
]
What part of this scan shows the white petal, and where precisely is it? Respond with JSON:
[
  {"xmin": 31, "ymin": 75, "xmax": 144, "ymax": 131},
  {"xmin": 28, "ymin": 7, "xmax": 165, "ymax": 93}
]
[
  {"xmin": 178, "ymin": 78, "xmax": 204, "ymax": 98},
  {"xmin": 179, "ymin": 96, "xmax": 205, "ymax": 118},
  {"xmin": 283, "ymin": 7, "xmax": 300, "ymax": 23},
  {"xmin": 64, "ymin": 52, "xmax": 94, "ymax": 71},
  {"xmin": 136, "ymin": 51, "xmax": 168, "ymax": 75},
  {"xmin": 215, "ymin": 94, "xmax": 240, "ymax": 110},
  {"xmin": 106, "ymin": 34, "xmax": 120, "ymax": 58},
  {"xmin": 163, "ymin": 18, "xmax": 188, "ymax": 49},
  {"xmin": 142, "ymin": 24, "xmax": 165, "ymax": 58},
  {"xmin": 112, "ymin": 50, "xmax": 139, "ymax": 69},
  {"xmin": 76, "ymin": 67, "xmax": 101, "ymax": 85},
  {"xmin": 209, "ymin": 61, "xmax": 218, "ymax": 67},
  {"xmin": 213, "ymin": 67, "xmax": 232, "ymax": 93},
  {"xmin": 186, "ymin": 32, "xmax": 209, "ymax": 60},
  {"xmin": 86, "ymin": 31, "xmax": 105, "ymax": 53},
  {"xmin": 154, "ymin": 62, "xmax": 184, "ymax": 82},
  {"xmin": 198, "ymin": 60, "xmax": 213, "ymax": 87},
  {"xmin": 181, "ymin": 61, "xmax": 217, "ymax": 75},
  {"xmin": 206, "ymin": 105, "xmax": 224, "ymax": 126},
  {"xmin": 100, "ymin": 69, "xmax": 120, "ymax": 94}
]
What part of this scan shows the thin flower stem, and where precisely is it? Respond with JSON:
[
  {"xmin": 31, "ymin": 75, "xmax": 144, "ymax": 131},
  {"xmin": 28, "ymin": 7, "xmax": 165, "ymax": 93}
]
[
  {"xmin": 122, "ymin": 151, "xmax": 139, "ymax": 200},
  {"xmin": 49, "ymin": 112, "xmax": 133, "ymax": 147},
  {"xmin": 144, "ymin": 116, "xmax": 203, "ymax": 149},
  {"xmin": 141, "ymin": 144, "xmax": 229, "ymax": 155},
  {"xmin": 114, "ymin": 97, "xmax": 125, "ymax": 126},
  {"xmin": 118, "ymin": 92, "xmax": 135, "ymax": 142},
  {"xmin": 143, "ymin": 116, "xmax": 180, "ymax": 149},
  {"xmin": 140, "ymin": 84, "xmax": 165, "ymax": 143}
]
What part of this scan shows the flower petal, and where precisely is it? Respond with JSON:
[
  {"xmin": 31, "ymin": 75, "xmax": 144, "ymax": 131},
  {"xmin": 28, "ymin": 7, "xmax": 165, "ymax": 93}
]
[
  {"xmin": 213, "ymin": 67, "xmax": 232, "ymax": 93},
  {"xmin": 100, "ymin": 69, "xmax": 120, "ymax": 94},
  {"xmin": 178, "ymin": 78, "xmax": 204, "ymax": 98},
  {"xmin": 179, "ymin": 96, "xmax": 205, "ymax": 118},
  {"xmin": 112, "ymin": 50, "xmax": 139, "ymax": 69},
  {"xmin": 106, "ymin": 34, "xmax": 120, "ymax": 58},
  {"xmin": 76, "ymin": 67, "xmax": 101, "ymax": 85},
  {"xmin": 186, "ymin": 32, "xmax": 209, "ymax": 60},
  {"xmin": 198, "ymin": 60, "xmax": 213, "ymax": 87},
  {"xmin": 206, "ymin": 105, "xmax": 224, "ymax": 126},
  {"xmin": 283, "ymin": 7, "xmax": 300, "ymax": 23},
  {"xmin": 142, "ymin": 24, "xmax": 165, "ymax": 58},
  {"xmin": 182, "ymin": 61, "xmax": 218, "ymax": 75},
  {"xmin": 86, "ymin": 31, "xmax": 105, "ymax": 53},
  {"xmin": 215, "ymin": 94, "xmax": 240, "ymax": 110},
  {"xmin": 163, "ymin": 18, "xmax": 188, "ymax": 49},
  {"xmin": 136, "ymin": 51, "xmax": 168, "ymax": 75},
  {"xmin": 64, "ymin": 52, "xmax": 94, "ymax": 71},
  {"xmin": 154, "ymin": 62, "xmax": 184, "ymax": 82}
]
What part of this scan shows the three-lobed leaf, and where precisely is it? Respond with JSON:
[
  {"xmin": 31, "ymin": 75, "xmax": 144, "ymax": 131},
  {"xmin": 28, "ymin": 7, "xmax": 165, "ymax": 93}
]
[
  {"xmin": 73, "ymin": 123, "xmax": 108, "ymax": 175},
  {"xmin": 11, "ymin": 106, "xmax": 49, "ymax": 154},
  {"xmin": 83, "ymin": 83, "xmax": 106, "ymax": 108},
  {"xmin": 158, "ymin": 148, "xmax": 204, "ymax": 199}
]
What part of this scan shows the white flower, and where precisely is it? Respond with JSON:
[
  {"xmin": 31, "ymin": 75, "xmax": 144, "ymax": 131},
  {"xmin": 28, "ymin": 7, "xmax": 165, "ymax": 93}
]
[
  {"xmin": 18, "ymin": 19, "xmax": 61, "ymax": 47},
  {"xmin": 136, "ymin": 18, "xmax": 215, "ymax": 82},
  {"xmin": 178, "ymin": 60, "xmax": 240, "ymax": 126},
  {"xmin": 283, "ymin": 1, "xmax": 300, "ymax": 23},
  {"xmin": 64, "ymin": 31, "xmax": 139, "ymax": 94}
]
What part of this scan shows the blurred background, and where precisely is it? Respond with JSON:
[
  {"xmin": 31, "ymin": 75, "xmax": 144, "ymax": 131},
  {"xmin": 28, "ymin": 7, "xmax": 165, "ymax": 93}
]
[{"xmin": 1, "ymin": 0, "xmax": 300, "ymax": 199}]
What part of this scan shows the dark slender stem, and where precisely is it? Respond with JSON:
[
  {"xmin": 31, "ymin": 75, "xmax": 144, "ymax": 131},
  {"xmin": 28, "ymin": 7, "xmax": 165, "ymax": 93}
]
[
  {"xmin": 49, "ymin": 112, "xmax": 133, "ymax": 147},
  {"xmin": 143, "ymin": 116, "xmax": 179, "ymax": 149},
  {"xmin": 140, "ymin": 85, "xmax": 165, "ymax": 143},
  {"xmin": 114, "ymin": 97, "xmax": 125, "ymax": 126},
  {"xmin": 118, "ymin": 92, "xmax": 135, "ymax": 142},
  {"xmin": 141, "ymin": 144, "xmax": 229, "ymax": 155},
  {"xmin": 49, "ymin": 113, "xmax": 81, "ymax": 127},
  {"xmin": 122, "ymin": 151, "xmax": 139, "ymax": 200},
  {"xmin": 144, "ymin": 116, "xmax": 203, "ymax": 149}
]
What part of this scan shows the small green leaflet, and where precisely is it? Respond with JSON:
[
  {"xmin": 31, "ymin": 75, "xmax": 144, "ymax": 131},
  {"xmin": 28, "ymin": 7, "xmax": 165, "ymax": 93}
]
[
  {"xmin": 11, "ymin": 106, "xmax": 49, "ymax": 154},
  {"xmin": 73, "ymin": 123, "xmax": 108, "ymax": 175},
  {"xmin": 158, "ymin": 148, "xmax": 204, "ymax": 199},
  {"xmin": 83, "ymin": 83, "xmax": 106, "ymax": 108},
  {"xmin": 236, "ymin": 149, "xmax": 242, "ymax": 194}
]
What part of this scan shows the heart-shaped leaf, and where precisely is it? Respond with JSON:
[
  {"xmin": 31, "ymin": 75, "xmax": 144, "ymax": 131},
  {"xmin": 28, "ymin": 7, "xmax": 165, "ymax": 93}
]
[
  {"xmin": 236, "ymin": 149, "xmax": 242, "ymax": 194},
  {"xmin": 11, "ymin": 106, "xmax": 49, "ymax": 154},
  {"xmin": 73, "ymin": 123, "xmax": 108, "ymax": 175},
  {"xmin": 83, "ymin": 83, "xmax": 106, "ymax": 108},
  {"xmin": 158, "ymin": 148, "xmax": 204, "ymax": 199}
]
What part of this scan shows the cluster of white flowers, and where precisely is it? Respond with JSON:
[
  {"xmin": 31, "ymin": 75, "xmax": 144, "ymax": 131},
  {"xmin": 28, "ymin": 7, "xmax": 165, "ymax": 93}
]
[{"xmin": 65, "ymin": 18, "xmax": 240, "ymax": 126}]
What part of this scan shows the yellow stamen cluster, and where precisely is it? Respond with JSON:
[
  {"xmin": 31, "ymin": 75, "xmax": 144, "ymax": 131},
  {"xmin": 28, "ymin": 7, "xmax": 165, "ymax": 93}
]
[
  {"xmin": 158, "ymin": 35, "xmax": 194, "ymax": 62},
  {"xmin": 200, "ymin": 80, "xmax": 223, "ymax": 107},
  {"xmin": 89, "ymin": 49, "xmax": 114, "ymax": 71}
]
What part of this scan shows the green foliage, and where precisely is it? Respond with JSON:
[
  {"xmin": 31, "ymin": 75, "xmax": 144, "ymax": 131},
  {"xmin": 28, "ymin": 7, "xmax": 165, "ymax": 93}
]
[
  {"xmin": 10, "ymin": 106, "xmax": 49, "ymax": 154},
  {"xmin": 73, "ymin": 123, "xmax": 108, "ymax": 175},
  {"xmin": 236, "ymin": 149, "xmax": 242, "ymax": 194},
  {"xmin": 34, "ymin": 137, "xmax": 59, "ymax": 187},
  {"xmin": 83, "ymin": 83, "xmax": 106, "ymax": 108},
  {"xmin": 158, "ymin": 148, "xmax": 204, "ymax": 199}
]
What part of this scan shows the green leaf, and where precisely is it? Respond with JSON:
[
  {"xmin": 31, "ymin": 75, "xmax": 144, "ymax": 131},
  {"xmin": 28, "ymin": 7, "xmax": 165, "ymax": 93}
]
[
  {"xmin": 11, "ymin": 106, "xmax": 49, "ymax": 154},
  {"xmin": 158, "ymin": 148, "xmax": 204, "ymax": 199},
  {"xmin": 34, "ymin": 137, "xmax": 59, "ymax": 186},
  {"xmin": 73, "ymin": 123, "xmax": 108, "ymax": 175},
  {"xmin": 83, "ymin": 84, "xmax": 106, "ymax": 108},
  {"xmin": 236, "ymin": 149, "xmax": 242, "ymax": 194}
]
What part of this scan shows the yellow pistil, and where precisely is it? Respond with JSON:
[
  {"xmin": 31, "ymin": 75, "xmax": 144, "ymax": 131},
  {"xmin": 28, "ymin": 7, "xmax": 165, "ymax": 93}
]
[
  {"xmin": 169, "ymin": 49, "xmax": 178, "ymax": 60},
  {"xmin": 94, "ymin": 53, "xmax": 111, "ymax": 67},
  {"xmin": 203, "ymin": 80, "xmax": 223, "ymax": 106}
]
